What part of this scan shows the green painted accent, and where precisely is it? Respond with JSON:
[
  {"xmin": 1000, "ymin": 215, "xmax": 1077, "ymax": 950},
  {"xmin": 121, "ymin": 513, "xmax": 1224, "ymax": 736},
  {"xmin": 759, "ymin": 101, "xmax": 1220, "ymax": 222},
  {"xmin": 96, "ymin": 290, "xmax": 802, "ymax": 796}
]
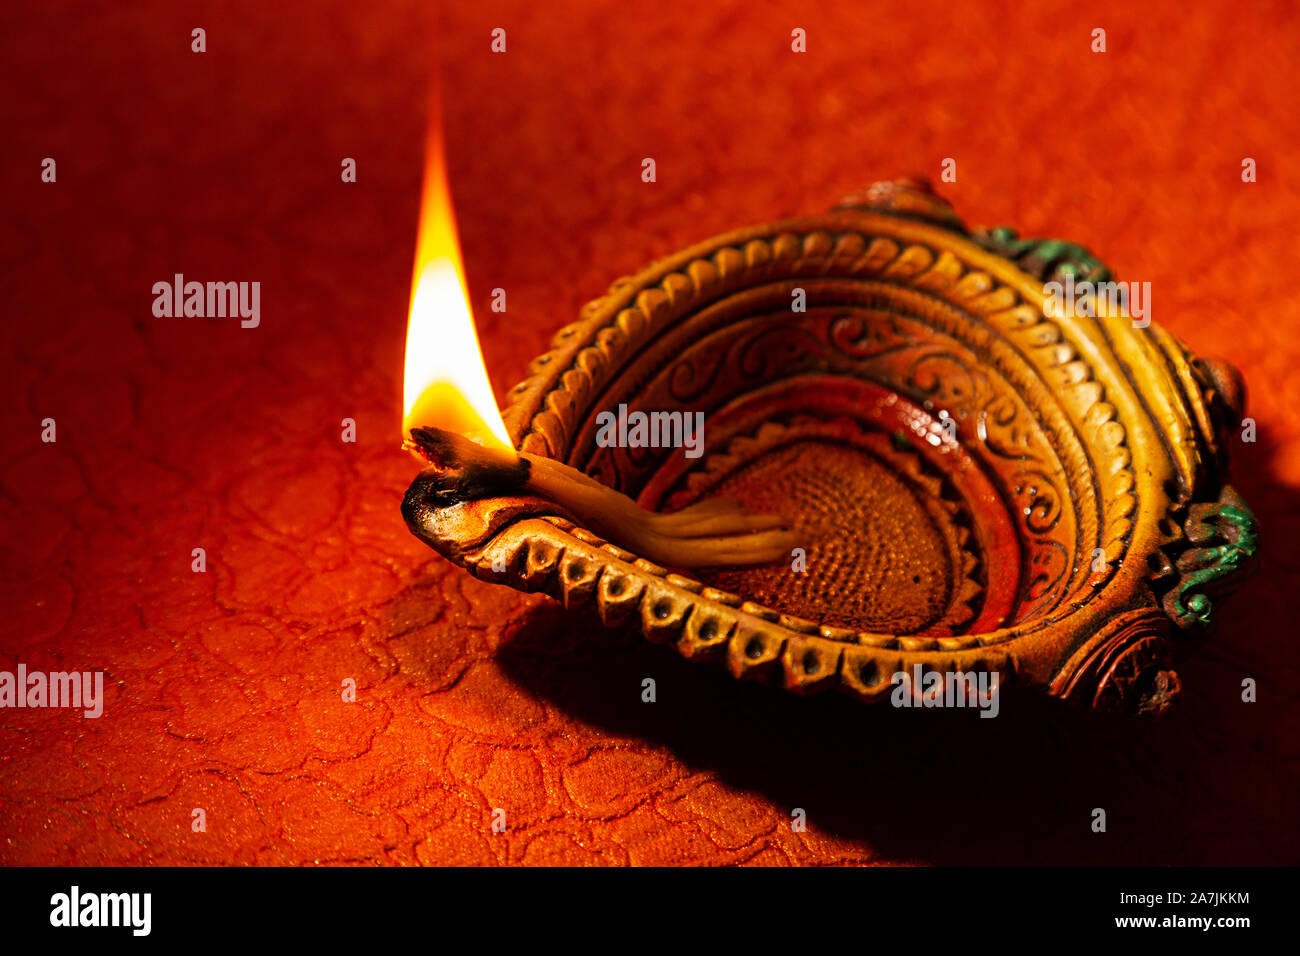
[
  {"xmin": 973, "ymin": 227, "xmax": 1113, "ymax": 283},
  {"xmin": 1170, "ymin": 501, "xmax": 1259, "ymax": 629}
]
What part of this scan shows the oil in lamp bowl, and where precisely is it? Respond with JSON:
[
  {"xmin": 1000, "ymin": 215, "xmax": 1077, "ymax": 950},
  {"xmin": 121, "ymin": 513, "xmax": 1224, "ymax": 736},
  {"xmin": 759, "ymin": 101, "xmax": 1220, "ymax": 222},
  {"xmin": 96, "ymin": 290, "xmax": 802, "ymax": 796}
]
[{"xmin": 403, "ymin": 180, "xmax": 1257, "ymax": 715}]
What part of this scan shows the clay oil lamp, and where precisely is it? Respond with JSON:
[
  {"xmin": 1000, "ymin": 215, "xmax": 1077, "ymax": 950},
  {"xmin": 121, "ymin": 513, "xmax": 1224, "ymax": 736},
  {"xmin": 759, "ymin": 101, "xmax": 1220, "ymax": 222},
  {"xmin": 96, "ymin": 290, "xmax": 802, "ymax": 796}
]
[{"xmin": 400, "ymin": 163, "xmax": 1257, "ymax": 716}]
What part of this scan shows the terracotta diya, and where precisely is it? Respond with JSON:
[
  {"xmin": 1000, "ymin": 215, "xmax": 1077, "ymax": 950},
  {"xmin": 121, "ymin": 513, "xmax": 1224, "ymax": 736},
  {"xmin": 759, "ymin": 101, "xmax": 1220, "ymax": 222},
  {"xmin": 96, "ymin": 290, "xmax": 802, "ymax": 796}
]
[{"xmin": 402, "ymin": 179, "xmax": 1257, "ymax": 716}]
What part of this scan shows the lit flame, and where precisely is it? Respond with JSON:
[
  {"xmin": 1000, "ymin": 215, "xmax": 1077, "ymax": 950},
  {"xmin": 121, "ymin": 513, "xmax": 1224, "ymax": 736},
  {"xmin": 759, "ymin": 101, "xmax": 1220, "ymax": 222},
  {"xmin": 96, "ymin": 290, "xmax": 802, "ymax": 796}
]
[{"xmin": 402, "ymin": 91, "xmax": 511, "ymax": 450}]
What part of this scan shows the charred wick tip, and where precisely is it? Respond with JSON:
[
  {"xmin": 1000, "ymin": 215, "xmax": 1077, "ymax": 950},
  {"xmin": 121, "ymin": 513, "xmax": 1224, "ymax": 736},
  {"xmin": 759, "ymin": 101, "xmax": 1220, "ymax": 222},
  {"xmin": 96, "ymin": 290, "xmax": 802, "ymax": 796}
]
[
  {"xmin": 408, "ymin": 425, "xmax": 484, "ymax": 469},
  {"xmin": 403, "ymin": 426, "xmax": 530, "ymax": 513}
]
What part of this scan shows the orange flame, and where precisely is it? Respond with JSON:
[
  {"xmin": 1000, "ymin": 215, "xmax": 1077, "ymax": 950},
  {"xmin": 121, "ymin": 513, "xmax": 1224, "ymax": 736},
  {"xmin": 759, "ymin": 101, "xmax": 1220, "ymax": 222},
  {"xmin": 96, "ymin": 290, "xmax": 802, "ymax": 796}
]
[{"xmin": 402, "ymin": 90, "xmax": 511, "ymax": 450}]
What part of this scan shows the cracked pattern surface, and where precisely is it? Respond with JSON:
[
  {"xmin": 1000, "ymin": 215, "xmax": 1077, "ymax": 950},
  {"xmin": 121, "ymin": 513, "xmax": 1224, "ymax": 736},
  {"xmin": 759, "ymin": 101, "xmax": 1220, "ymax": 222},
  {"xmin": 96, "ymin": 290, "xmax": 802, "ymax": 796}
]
[{"xmin": 0, "ymin": 0, "xmax": 1296, "ymax": 864}]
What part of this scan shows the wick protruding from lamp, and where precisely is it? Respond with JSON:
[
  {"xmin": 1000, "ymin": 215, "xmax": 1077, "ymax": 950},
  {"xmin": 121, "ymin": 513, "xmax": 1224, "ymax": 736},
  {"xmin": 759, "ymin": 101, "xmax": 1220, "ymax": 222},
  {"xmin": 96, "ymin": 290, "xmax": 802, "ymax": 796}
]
[{"xmin": 403, "ymin": 424, "xmax": 796, "ymax": 569}]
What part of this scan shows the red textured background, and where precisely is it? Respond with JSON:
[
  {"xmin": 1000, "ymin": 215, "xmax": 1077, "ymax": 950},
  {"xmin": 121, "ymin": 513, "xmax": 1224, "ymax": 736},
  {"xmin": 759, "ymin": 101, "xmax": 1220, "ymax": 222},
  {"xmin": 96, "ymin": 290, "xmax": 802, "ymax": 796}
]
[{"xmin": 1, "ymin": 0, "xmax": 1297, "ymax": 865}]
